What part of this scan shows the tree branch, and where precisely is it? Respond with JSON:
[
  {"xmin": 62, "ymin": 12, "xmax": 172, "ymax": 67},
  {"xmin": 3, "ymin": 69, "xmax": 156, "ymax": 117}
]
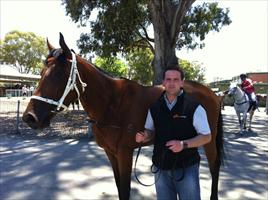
[
  {"xmin": 139, "ymin": 23, "xmax": 154, "ymax": 42},
  {"xmin": 135, "ymin": 30, "xmax": 155, "ymax": 54},
  {"xmin": 134, "ymin": 38, "xmax": 155, "ymax": 54},
  {"xmin": 171, "ymin": 0, "xmax": 196, "ymax": 43}
]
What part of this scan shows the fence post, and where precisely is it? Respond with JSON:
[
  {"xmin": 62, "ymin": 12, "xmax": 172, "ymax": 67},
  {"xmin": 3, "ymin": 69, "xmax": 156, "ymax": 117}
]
[
  {"xmin": 88, "ymin": 120, "xmax": 93, "ymax": 139},
  {"xmin": 16, "ymin": 100, "xmax": 20, "ymax": 134},
  {"xmin": 265, "ymin": 90, "xmax": 268, "ymax": 115}
]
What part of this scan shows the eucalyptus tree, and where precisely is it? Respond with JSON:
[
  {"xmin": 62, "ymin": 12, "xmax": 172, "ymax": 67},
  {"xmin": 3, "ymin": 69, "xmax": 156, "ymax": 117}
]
[
  {"xmin": 0, "ymin": 30, "xmax": 46, "ymax": 74},
  {"xmin": 126, "ymin": 47, "xmax": 154, "ymax": 85},
  {"xmin": 94, "ymin": 56, "xmax": 128, "ymax": 77},
  {"xmin": 126, "ymin": 48, "xmax": 206, "ymax": 85},
  {"xmin": 62, "ymin": 0, "xmax": 231, "ymax": 84},
  {"xmin": 179, "ymin": 59, "xmax": 206, "ymax": 83}
]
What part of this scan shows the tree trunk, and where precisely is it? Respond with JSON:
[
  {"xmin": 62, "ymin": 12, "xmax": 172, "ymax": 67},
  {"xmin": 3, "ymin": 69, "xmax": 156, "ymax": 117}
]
[
  {"xmin": 152, "ymin": 35, "xmax": 178, "ymax": 85},
  {"xmin": 148, "ymin": 0, "xmax": 195, "ymax": 85}
]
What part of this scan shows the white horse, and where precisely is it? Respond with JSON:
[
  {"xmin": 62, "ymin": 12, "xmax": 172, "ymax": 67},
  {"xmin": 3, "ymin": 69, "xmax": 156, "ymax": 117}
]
[{"xmin": 228, "ymin": 83, "xmax": 257, "ymax": 134}]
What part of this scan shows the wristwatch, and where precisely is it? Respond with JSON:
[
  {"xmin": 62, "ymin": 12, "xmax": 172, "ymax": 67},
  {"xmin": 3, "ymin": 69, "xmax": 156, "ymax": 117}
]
[{"xmin": 182, "ymin": 141, "xmax": 188, "ymax": 149}]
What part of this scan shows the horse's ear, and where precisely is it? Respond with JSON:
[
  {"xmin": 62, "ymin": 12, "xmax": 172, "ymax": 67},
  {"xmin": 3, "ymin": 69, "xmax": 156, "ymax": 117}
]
[
  {"xmin": 47, "ymin": 38, "xmax": 55, "ymax": 52},
  {"xmin": 59, "ymin": 32, "xmax": 72, "ymax": 59}
]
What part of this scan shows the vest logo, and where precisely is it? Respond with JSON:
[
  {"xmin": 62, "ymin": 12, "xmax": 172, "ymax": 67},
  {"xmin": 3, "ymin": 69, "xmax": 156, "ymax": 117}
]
[{"xmin": 173, "ymin": 114, "xmax": 187, "ymax": 119}]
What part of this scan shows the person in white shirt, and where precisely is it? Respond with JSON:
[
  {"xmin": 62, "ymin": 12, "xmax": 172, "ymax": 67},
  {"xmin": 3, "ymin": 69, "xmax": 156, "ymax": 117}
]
[{"xmin": 135, "ymin": 66, "xmax": 211, "ymax": 200}]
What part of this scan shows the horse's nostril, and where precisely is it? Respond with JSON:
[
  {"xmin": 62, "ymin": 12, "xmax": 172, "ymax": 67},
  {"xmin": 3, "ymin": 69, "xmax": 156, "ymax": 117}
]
[{"xmin": 23, "ymin": 112, "xmax": 38, "ymax": 125}]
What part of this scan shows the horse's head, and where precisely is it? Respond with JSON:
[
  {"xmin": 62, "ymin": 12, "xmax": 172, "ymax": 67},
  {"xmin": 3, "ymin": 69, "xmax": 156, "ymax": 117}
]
[
  {"xmin": 23, "ymin": 33, "xmax": 86, "ymax": 129},
  {"xmin": 227, "ymin": 82, "xmax": 239, "ymax": 97}
]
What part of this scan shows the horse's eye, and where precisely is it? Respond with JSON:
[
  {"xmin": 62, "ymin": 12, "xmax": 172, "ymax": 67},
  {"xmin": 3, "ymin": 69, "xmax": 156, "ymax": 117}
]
[{"xmin": 43, "ymin": 59, "xmax": 48, "ymax": 65}]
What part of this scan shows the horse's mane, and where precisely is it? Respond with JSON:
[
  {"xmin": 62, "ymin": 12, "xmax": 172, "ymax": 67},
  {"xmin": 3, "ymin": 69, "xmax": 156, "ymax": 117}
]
[
  {"xmin": 50, "ymin": 48, "xmax": 124, "ymax": 80},
  {"xmin": 92, "ymin": 64, "xmax": 118, "ymax": 78},
  {"xmin": 84, "ymin": 59, "xmax": 128, "ymax": 80},
  {"xmin": 89, "ymin": 61, "xmax": 143, "ymax": 85}
]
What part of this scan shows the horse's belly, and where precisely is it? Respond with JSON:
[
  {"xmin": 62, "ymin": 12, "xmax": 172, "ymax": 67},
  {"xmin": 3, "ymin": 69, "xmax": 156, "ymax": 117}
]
[{"xmin": 234, "ymin": 103, "xmax": 249, "ymax": 113}]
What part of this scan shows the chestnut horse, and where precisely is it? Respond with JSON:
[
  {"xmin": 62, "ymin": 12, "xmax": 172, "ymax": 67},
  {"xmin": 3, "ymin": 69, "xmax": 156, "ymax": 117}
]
[{"xmin": 23, "ymin": 33, "xmax": 223, "ymax": 200}]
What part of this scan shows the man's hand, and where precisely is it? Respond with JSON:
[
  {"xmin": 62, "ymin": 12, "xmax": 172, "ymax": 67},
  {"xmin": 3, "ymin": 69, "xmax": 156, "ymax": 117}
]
[
  {"xmin": 166, "ymin": 140, "xmax": 184, "ymax": 153},
  {"xmin": 135, "ymin": 131, "xmax": 148, "ymax": 143}
]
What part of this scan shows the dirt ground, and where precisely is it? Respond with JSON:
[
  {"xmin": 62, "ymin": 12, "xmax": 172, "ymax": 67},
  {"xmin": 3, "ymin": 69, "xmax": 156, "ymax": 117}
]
[
  {"xmin": 0, "ymin": 97, "xmax": 89, "ymax": 139},
  {"xmin": 1, "ymin": 106, "xmax": 267, "ymax": 200},
  {"xmin": 0, "ymin": 96, "xmax": 268, "ymax": 199}
]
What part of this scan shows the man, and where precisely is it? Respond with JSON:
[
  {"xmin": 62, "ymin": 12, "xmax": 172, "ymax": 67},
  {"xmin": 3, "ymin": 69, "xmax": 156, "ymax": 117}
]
[
  {"xmin": 240, "ymin": 74, "xmax": 256, "ymax": 103},
  {"xmin": 22, "ymin": 85, "xmax": 28, "ymax": 97},
  {"xmin": 136, "ymin": 66, "xmax": 211, "ymax": 200}
]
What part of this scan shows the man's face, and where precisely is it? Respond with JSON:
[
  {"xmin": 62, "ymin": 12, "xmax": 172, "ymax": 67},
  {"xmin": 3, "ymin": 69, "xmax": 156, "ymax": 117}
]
[{"xmin": 162, "ymin": 70, "xmax": 184, "ymax": 95}]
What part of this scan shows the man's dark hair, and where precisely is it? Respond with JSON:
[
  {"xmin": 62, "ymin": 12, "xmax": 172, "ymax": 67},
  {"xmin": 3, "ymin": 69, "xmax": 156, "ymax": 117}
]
[
  {"xmin": 163, "ymin": 65, "xmax": 185, "ymax": 80},
  {"xmin": 240, "ymin": 74, "xmax": 247, "ymax": 80}
]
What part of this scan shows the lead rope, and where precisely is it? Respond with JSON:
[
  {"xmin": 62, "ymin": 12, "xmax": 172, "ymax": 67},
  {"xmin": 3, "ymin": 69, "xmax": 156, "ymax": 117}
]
[
  {"xmin": 134, "ymin": 147, "xmax": 185, "ymax": 186},
  {"xmin": 134, "ymin": 146, "xmax": 161, "ymax": 186}
]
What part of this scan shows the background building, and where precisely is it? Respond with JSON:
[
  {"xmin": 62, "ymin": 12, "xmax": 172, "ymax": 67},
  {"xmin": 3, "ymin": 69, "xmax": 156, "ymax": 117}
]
[
  {"xmin": 209, "ymin": 71, "xmax": 268, "ymax": 107},
  {"xmin": 232, "ymin": 72, "xmax": 268, "ymax": 83},
  {"xmin": 0, "ymin": 65, "xmax": 40, "ymax": 97}
]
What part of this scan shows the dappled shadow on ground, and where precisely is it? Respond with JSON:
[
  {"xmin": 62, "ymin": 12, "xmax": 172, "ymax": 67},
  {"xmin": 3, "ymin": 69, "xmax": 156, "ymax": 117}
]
[
  {"xmin": 0, "ymin": 107, "xmax": 267, "ymax": 200},
  {"xmin": 0, "ymin": 134, "xmax": 157, "ymax": 200},
  {"xmin": 219, "ymin": 110, "xmax": 268, "ymax": 200},
  {"xmin": 0, "ymin": 135, "xmax": 118, "ymax": 200},
  {"xmin": 223, "ymin": 110, "xmax": 267, "ymax": 137}
]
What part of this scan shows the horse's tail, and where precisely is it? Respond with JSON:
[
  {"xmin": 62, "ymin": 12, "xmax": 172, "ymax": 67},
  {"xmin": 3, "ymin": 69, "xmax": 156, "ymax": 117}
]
[
  {"xmin": 216, "ymin": 110, "xmax": 225, "ymax": 166},
  {"xmin": 210, "ymin": 109, "xmax": 225, "ymax": 200}
]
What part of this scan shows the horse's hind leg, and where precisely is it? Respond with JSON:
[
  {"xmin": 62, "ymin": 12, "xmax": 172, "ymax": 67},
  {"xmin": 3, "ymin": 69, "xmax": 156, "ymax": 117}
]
[{"xmin": 105, "ymin": 148, "xmax": 134, "ymax": 200}]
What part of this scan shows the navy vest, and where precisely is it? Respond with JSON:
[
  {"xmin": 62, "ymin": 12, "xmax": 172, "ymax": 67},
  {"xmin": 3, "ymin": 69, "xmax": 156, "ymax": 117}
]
[{"xmin": 150, "ymin": 91, "xmax": 200, "ymax": 170}]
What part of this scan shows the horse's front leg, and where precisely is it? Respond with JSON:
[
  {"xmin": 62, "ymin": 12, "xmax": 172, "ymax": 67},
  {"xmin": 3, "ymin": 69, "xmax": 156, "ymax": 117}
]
[
  {"xmin": 236, "ymin": 112, "xmax": 243, "ymax": 134},
  {"xmin": 248, "ymin": 110, "xmax": 254, "ymax": 131},
  {"xmin": 242, "ymin": 112, "xmax": 247, "ymax": 131}
]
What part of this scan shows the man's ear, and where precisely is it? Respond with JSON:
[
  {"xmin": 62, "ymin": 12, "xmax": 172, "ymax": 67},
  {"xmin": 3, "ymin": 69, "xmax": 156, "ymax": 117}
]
[{"xmin": 162, "ymin": 79, "xmax": 165, "ymax": 87}]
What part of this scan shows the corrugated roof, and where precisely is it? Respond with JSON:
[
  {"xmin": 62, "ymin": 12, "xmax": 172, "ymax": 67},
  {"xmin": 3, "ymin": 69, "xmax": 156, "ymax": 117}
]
[{"xmin": 0, "ymin": 65, "xmax": 40, "ymax": 82}]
